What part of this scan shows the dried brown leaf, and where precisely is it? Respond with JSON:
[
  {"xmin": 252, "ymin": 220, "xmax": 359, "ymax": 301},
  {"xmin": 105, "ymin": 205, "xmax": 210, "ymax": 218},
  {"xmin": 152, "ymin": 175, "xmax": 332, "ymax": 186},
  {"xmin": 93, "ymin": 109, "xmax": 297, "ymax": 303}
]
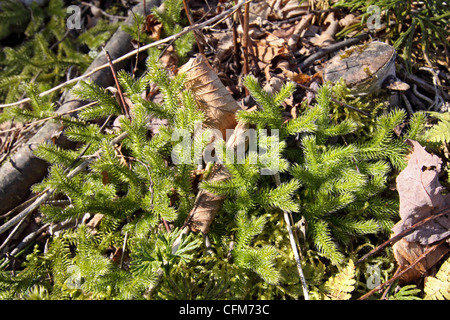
[
  {"xmin": 392, "ymin": 140, "xmax": 450, "ymax": 245},
  {"xmin": 392, "ymin": 139, "xmax": 450, "ymax": 283},
  {"xmin": 310, "ymin": 12, "xmax": 339, "ymax": 47},
  {"xmin": 86, "ymin": 213, "xmax": 104, "ymax": 235},
  {"xmin": 185, "ymin": 164, "xmax": 230, "ymax": 233},
  {"xmin": 339, "ymin": 14, "xmax": 360, "ymax": 28},
  {"xmin": 143, "ymin": 14, "xmax": 162, "ymax": 40},
  {"xmin": 269, "ymin": 0, "xmax": 309, "ymax": 20},
  {"xmin": 393, "ymin": 238, "xmax": 449, "ymax": 284},
  {"xmin": 178, "ymin": 55, "xmax": 241, "ymax": 138},
  {"xmin": 176, "ymin": 55, "xmax": 246, "ymax": 233},
  {"xmin": 288, "ymin": 13, "xmax": 313, "ymax": 50},
  {"xmin": 184, "ymin": 120, "xmax": 249, "ymax": 234}
]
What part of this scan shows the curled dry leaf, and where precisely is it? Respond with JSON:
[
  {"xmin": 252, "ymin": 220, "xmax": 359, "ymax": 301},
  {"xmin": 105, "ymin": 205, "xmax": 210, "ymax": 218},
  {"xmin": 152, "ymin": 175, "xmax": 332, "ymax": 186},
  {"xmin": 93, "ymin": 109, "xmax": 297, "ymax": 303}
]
[
  {"xmin": 86, "ymin": 213, "xmax": 104, "ymax": 235},
  {"xmin": 143, "ymin": 14, "xmax": 163, "ymax": 40},
  {"xmin": 184, "ymin": 121, "xmax": 249, "ymax": 234},
  {"xmin": 393, "ymin": 238, "xmax": 449, "ymax": 284},
  {"xmin": 254, "ymin": 33, "xmax": 289, "ymax": 71},
  {"xmin": 392, "ymin": 139, "xmax": 450, "ymax": 283},
  {"xmin": 184, "ymin": 164, "xmax": 229, "ymax": 233},
  {"xmin": 269, "ymin": 0, "xmax": 310, "ymax": 20},
  {"xmin": 177, "ymin": 55, "xmax": 248, "ymax": 233},
  {"xmin": 288, "ymin": 13, "xmax": 314, "ymax": 51},
  {"xmin": 339, "ymin": 14, "xmax": 360, "ymax": 28},
  {"xmin": 310, "ymin": 12, "xmax": 339, "ymax": 47},
  {"xmin": 178, "ymin": 55, "xmax": 241, "ymax": 138}
]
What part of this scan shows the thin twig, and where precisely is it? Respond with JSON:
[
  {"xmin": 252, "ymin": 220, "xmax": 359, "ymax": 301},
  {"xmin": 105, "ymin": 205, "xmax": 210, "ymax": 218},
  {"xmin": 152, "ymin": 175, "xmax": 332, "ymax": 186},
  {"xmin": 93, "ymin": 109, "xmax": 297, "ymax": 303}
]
[
  {"xmin": 298, "ymin": 33, "xmax": 369, "ymax": 70},
  {"xmin": 401, "ymin": 93, "xmax": 414, "ymax": 115},
  {"xmin": 182, "ymin": 0, "xmax": 205, "ymax": 56},
  {"xmin": 0, "ymin": 1, "xmax": 248, "ymax": 109},
  {"xmin": 0, "ymin": 132, "xmax": 129, "ymax": 237},
  {"xmin": 0, "ymin": 188, "xmax": 54, "ymax": 237},
  {"xmin": 242, "ymin": 1, "xmax": 250, "ymax": 79},
  {"xmin": 358, "ymin": 238, "xmax": 448, "ymax": 300},
  {"xmin": 128, "ymin": 5, "xmax": 142, "ymax": 78},
  {"xmin": 104, "ymin": 48, "xmax": 131, "ymax": 119},
  {"xmin": 0, "ymin": 223, "xmax": 51, "ymax": 269},
  {"xmin": 0, "ymin": 193, "xmax": 41, "ymax": 220},
  {"xmin": 274, "ymin": 173, "xmax": 310, "ymax": 300},
  {"xmin": 64, "ymin": 114, "xmax": 113, "ymax": 173},
  {"xmin": 0, "ymin": 215, "xmax": 27, "ymax": 253},
  {"xmin": 356, "ymin": 208, "xmax": 450, "ymax": 264},
  {"xmin": 120, "ymin": 231, "xmax": 129, "ymax": 269},
  {"xmin": 81, "ymin": 1, "xmax": 127, "ymax": 20}
]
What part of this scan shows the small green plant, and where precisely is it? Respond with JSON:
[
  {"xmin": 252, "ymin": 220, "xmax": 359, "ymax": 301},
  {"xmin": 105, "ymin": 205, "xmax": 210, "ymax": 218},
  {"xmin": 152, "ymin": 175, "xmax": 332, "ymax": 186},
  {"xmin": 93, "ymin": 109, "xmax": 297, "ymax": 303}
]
[
  {"xmin": 0, "ymin": 57, "xmax": 426, "ymax": 299},
  {"xmin": 423, "ymin": 111, "xmax": 450, "ymax": 145},
  {"xmin": 121, "ymin": 0, "xmax": 195, "ymax": 63},
  {"xmin": 424, "ymin": 257, "xmax": 450, "ymax": 300},
  {"xmin": 0, "ymin": 0, "xmax": 93, "ymax": 104}
]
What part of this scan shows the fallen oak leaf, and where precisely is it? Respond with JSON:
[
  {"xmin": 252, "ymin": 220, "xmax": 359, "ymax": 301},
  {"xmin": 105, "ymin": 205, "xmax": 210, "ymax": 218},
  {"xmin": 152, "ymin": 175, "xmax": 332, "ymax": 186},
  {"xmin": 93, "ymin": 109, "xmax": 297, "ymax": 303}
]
[
  {"xmin": 391, "ymin": 139, "xmax": 450, "ymax": 283},
  {"xmin": 392, "ymin": 139, "xmax": 450, "ymax": 245}
]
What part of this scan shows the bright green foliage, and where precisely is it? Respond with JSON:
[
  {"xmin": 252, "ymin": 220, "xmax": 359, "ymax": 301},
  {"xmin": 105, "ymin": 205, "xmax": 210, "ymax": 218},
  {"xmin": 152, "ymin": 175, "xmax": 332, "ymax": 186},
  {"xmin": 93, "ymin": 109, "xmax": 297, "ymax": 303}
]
[
  {"xmin": 0, "ymin": 0, "xmax": 30, "ymax": 40},
  {"xmin": 388, "ymin": 284, "xmax": 422, "ymax": 300},
  {"xmin": 424, "ymin": 257, "xmax": 450, "ymax": 300},
  {"xmin": 0, "ymin": 82, "xmax": 56, "ymax": 124},
  {"xmin": 0, "ymin": 59, "xmax": 422, "ymax": 299},
  {"xmin": 238, "ymin": 76, "xmax": 297, "ymax": 131},
  {"xmin": 0, "ymin": 0, "xmax": 92, "ymax": 104},
  {"xmin": 236, "ymin": 77, "xmax": 409, "ymax": 264},
  {"xmin": 323, "ymin": 259, "xmax": 356, "ymax": 300},
  {"xmin": 122, "ymin": 0, "xmax": 195, "ymax": 63},
  {"xmin": 423, "ymin": 111, "xmax": 450, "ymax": 144},
  {"xmin": 77, "ymin": 19, "xmax": 120, "ymax": 54},
  {"xmin": 0, "ymin": 58, "xmax": 286, "ymax": 299},
  {"xmin": 328, "ymin": 78, "xmax": 385, "ymax": 129},
  {"xmin": 151, "ymin": 0, "xmax": 195, "ymax": 60}
]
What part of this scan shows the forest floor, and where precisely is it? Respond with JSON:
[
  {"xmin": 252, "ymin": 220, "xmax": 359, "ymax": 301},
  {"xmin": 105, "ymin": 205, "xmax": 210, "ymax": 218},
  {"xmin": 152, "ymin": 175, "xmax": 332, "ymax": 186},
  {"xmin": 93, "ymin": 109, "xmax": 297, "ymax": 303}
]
[{"xmin": 0, "ymin": 0, "xmax": 449, "ymax": 301}]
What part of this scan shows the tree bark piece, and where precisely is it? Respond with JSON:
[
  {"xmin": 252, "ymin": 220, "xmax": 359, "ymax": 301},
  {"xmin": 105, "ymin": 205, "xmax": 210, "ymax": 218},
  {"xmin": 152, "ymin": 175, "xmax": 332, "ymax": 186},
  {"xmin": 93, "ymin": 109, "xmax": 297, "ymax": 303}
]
[{"xmin": 0, "ymin": 0, "xmax": 162, "ymax": 215}]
